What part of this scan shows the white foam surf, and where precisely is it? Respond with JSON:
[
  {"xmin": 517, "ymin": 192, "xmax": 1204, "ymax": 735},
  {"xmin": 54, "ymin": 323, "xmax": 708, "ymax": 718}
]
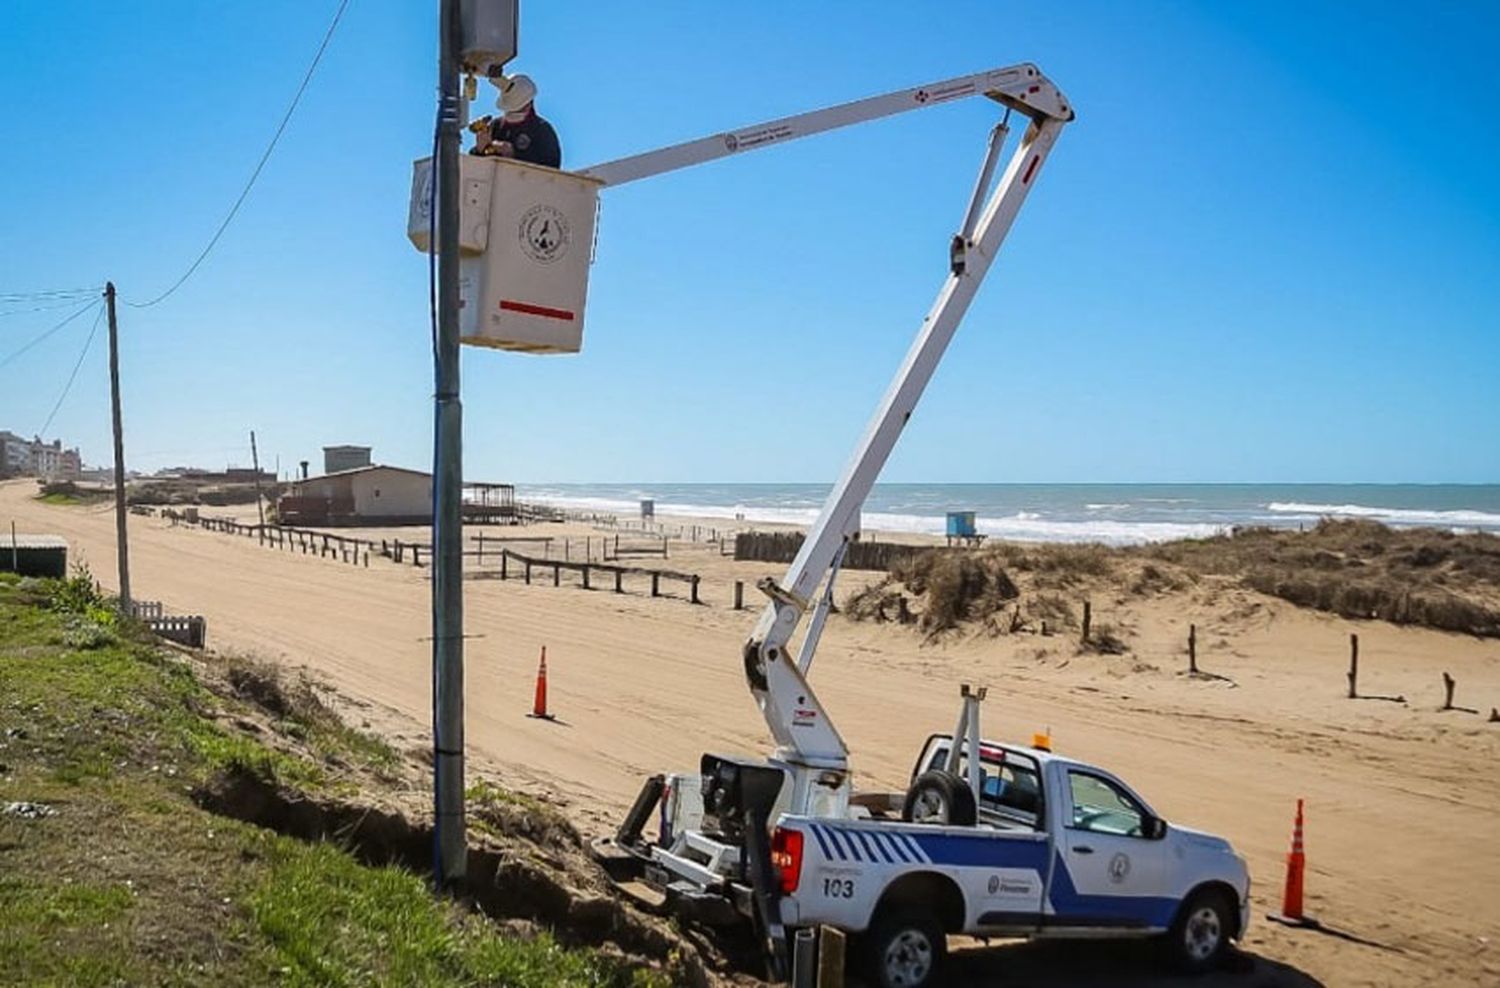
[{"xmin": 1265, "ymin": 502, "xmax": 1500, "ymax": 529}]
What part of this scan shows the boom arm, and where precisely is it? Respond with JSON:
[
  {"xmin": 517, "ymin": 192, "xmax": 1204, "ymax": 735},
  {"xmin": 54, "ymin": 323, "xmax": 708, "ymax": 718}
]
[
  {"xmin": 578, "ymin": 64, "xmax": 1070, "ymax": 187},
  {"xmin": 584, "ymin": 64, "xmax": 1073, "ymax": 780}
]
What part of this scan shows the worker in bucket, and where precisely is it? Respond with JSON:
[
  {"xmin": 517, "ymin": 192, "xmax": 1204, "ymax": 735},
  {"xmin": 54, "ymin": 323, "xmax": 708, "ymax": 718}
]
[{"xmin": 470, "ymin": 74, "xmax": 562, "ymax": 168}]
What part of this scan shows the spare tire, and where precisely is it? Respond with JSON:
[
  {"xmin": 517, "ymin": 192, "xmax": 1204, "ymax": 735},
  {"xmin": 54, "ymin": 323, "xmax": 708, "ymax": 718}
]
[{"xmin": 902, "ymin": 770, "xmax": 978, "ymax": 827}]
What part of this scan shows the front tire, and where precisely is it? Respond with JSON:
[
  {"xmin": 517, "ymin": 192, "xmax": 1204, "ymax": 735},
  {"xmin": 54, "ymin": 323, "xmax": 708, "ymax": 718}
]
[
  {"xmin": 1165, "ymin": 888, "xmax": 1234, "ymax": 973},
  {"xmin": 861, "ymin": 906, "xmax": 947, "ymax": 988}
]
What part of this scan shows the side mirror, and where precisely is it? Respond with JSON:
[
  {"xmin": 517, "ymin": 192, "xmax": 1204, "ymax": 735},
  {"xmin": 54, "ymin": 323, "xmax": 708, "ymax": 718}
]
[{"xmin": 1144, "ymin": 815, "xmax": 1168, "ymax": 840}]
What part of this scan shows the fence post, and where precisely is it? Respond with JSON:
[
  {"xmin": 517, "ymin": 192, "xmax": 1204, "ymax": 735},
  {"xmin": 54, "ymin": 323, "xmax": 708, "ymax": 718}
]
[
  {"xmin": 524, "ymin": 560, "xmax": 531, "ymax": 585},
  {"xmin": 553, "ymin": 563, "xmax": 560, "ymax": 587},
  {"xmin": 614, "ymin": 569, "xmax": 623, "ymax": 594},
  {"xmin": 663, "ymin": 535, "xmax": 669, "ymax": 559},
  {"xmin": 582, "ymin": 565, "xmax": 591, "ymax": 590},
  {"xmin": 476, "ymin": 531, "xmax": 484, "ymax": 566},
  {"xmin": 1081, "ymin": 600, "xmax": 1091, "ymax": 644},
  {"xmin": 734, "ymin": 580, "xmax": 744, "ymax": 610},
  {"xmin": 691, "ymin": 576, "xmax": 700, "ymax": 605},
  {"xmin": 1347, "ymin": 633, "xmax": 1359, "ymax": 698},
  {"xmin": 1442, "ymin": 672, "xmax": 1456, "ymax": 711},
  {"xmin": 500, "ymin": 551, "xmax": 508, "ymax": 580},
  {"xmin": 651, "ymin": 573, "xmax": 660, "ymax": 598},
  {"xmin": 1188, "ymin": 623, "xmax": 1198, "ymax": 674}
]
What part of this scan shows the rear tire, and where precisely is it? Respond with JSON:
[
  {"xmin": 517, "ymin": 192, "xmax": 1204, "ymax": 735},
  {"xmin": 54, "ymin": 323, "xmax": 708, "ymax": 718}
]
[
  {"xmin": 1165, "ymin": 887, "xmax": 1234, "ymax": 973},
  {"xmin": 861, "ymin": 906, "xmax": 947, "ymax": 988},
  {"xmin": 902, "ymin": 770, "xmax": 978, "ymax": 827}
]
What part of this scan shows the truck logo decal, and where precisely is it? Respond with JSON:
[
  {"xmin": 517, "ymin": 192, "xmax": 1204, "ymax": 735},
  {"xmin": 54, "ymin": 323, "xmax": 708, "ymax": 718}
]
[{"xmin": 1108, "ymin": 852, "xmax": 1131, "ymax": 884}]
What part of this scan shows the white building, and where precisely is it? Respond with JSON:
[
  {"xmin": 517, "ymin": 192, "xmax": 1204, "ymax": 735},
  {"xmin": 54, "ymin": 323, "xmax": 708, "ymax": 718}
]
[
  {"xmin": 278, "ymin": 465, "xmax": 432, "ymax": 526},
  {"xmin": 0, "ymin": 431, "xmax": 28, "ymax": 477}
]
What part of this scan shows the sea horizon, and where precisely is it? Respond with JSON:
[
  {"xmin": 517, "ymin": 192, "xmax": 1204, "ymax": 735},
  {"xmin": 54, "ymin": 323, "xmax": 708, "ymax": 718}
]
[{"xmin": 515, "ymin": 482, "xmax": 1500, "ymax": 545}]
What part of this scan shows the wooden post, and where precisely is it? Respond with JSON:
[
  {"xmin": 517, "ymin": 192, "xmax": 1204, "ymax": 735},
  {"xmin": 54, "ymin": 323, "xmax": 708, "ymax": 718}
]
[
  {"xmin": 651, "ymin": 572, "xmax": 660, "ymax": 598},
  {"xmin": 1347, "ymin": 633, "xmax": 1359, "ymax": 698},
  {"xmin": 1081, "ymin": 600, "xmax": 1092, "ymax": 643},
  {"xmin": 1188, "ymin": 623, "xmax": 1198, "ymax": 674},
  {"xmin": 1442, "ymin": 672, "xmax": 1456, "ymax": 711},
  {"xmin": 564, "ymin": 539, "xmax": 570, "ymax": 562},
  {"xmin": 476, "ymin": 531, "xmax": 484, "ymax": 566},
  {"xmin": 614, "ymin": 569, "xmax": 623, "ymax": 594},
  {"xmin": 816, "ymin": 926, "xmax": 846, "ymax": 988},
  {"xmin": 582, "ymin": 565, "xmax": 590, "ymax": 590},
  {"xmin": 524, "ymin": 560, "xmax": 531, "ymax": 585},
  {"xmin": 500, "ymin": 551, "xmax": 509, "ymax": 580},
  {"xmin": 734, "ymin": 580, "xmax": 744, "ymax": 610},
  {"xmin": 691, "ymin": 576, "xmax": 700, "ymax": 605},
  {"xmin": 663, "ymin": 534, "xmax": 669, "ymax": 559},
  {"xmin": 1489, "ymin": 708, "xmax": 1499, "ymax": 723},
  {"xmin": 553, "ymin": 563, "xmax": 560, "ymax": 587}
]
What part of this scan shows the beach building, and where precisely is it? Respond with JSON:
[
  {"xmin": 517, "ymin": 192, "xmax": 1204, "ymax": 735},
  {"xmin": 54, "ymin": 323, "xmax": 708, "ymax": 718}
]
[
  {"xmin": 323, "ymin": 445, "xmax": 373, "ymax": 475},
  {"xmin": 0, "ymin": 432, "xmax": 82, "ymax": 480},
  {"xmin": 0, "ymin": 431, "xmax": 28, "ymax": 478},
  {"xmin": 279, "ymin": 465, "xmax": 432, "ymax": 526}
]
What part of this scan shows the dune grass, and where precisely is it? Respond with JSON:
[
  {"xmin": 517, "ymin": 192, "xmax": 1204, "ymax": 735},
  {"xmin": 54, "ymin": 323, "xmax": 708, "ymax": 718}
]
[{"xmin": 0, "ymin": 571, "xmax": 664, "ymax": 987}]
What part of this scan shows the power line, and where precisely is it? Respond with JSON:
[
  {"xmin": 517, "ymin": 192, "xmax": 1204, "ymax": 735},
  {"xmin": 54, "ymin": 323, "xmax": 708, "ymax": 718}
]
[
  {"xmin": 37, "ymin": 303, "xmax": 106, "ymax": 436},
  {"xmin": 0, "ymin": 298, "xmax": 101, "ymax": 371},
  {"xmin": 128, "ymin": 0, "xmax": 351, "ymax": 309},
  {"xmin": 0, "ymin": 295, "xmax": 104, "ymax": 320},
  {"xmin": 0, "ymin": 287, "xmax": 99, "ymax": 300}
]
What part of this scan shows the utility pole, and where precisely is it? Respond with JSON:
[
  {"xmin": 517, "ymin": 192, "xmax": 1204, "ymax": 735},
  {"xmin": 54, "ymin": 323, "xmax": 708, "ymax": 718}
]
[
  {"xmin": 249, "ymin": 430, "xmax": 266, "ymax": 527},
  {"xmin": 105, "ymin": 283, "xmax": 131, "ymax": 613},
  {"xmin": 432, "ymin": 0, "xmax": 467, "ymax": 889}
]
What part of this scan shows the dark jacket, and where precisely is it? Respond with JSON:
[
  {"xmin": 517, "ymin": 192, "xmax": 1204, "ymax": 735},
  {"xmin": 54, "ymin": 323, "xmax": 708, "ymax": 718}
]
[{"xmin": 474, "ymin": 109, "xmax": 561, "ymax": 168}]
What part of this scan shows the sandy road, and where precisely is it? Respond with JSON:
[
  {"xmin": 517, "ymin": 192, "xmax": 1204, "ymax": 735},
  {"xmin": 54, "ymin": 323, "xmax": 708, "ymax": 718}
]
[{"xmin": 6, "ymin": 481, "xmax": 1498, "ymax": 985}]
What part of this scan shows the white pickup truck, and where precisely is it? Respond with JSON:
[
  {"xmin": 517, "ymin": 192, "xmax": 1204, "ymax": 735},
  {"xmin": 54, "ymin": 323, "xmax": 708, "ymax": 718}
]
[{"xmin": 597, "ymin": 729, "xmax": 1250, "ymax": 987}]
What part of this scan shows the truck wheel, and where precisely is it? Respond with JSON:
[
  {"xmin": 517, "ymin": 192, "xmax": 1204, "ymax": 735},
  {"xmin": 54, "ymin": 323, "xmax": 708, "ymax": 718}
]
[
  {"xmin": 1165, "ymin": 888, "xmax": 1233, "ymax": 973},
  {"xmin": 862, "ymin": 906, "xmax": 946, "ymax": 988},
  {"xmin": 902, "ymin": 770, "xmax": 977, "ymax": 827}
]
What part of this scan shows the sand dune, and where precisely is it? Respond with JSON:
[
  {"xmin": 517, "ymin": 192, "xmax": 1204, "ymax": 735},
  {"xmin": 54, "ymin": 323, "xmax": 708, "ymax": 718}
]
[{"xmin": 5, "ymin": 479, "xmax": 1497, "ymax": 986}]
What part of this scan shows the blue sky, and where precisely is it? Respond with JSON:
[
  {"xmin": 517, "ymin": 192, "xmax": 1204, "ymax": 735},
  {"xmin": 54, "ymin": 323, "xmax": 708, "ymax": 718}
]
[{"xmin": 2, "ymin": 1, "xmax": 1496, "ymax": 484}]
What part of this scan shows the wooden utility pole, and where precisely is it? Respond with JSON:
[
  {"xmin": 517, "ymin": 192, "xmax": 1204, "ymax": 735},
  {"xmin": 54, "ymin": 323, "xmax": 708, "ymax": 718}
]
[
  {"xmin": 105, "ymin": 283, "xmax": 131, "ymax": 613},
  {"xmin": 249, "ymin": 430, "xmax": 266, "ymax": 527},
  {"xmin": 1347, "ymin": 633, "xmax": 1359, "ymax": 698}
]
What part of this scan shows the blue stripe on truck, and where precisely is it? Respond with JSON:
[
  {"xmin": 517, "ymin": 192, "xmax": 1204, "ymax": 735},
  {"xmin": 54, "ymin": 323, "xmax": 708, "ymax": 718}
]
[{"xmin": 1045, "ymin": 852, "xmax": 1179, "ymax": 928}]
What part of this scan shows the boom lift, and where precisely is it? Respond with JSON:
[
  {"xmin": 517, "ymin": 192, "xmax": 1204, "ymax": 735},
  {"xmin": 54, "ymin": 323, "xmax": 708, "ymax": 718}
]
[{"xmin": 585, "ymin": 63, "xmax": 1074, "ymax": 976}]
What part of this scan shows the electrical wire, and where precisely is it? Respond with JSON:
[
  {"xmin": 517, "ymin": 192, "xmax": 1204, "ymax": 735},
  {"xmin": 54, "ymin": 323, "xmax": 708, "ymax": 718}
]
[
  {"xmin": 0, "ymin": 288, "xmax": 98, "ymax": 301},
  {"xmin": 127, "ymin": 0, "xmax": 351, "ymax": 309},
  {"xmin": 37, "ymin": 303, "xmax": 106, "ymax": 436},
  {"xmin": 0, "ymin": 296, "xmax": 104, "ymax": 320},
  {"xmin": 0, "ymin": 298, "xmax": 101, "ymax": 371}
]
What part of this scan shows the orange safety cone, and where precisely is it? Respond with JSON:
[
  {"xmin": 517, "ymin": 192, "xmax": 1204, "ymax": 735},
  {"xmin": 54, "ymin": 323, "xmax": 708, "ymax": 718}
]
[
  {"xmin": 1268, "ymin": 798, "xmax": 1320, "ymax": 928},
  {"xmin": 527, "ymin": 646, "xmax": 554, "ymax": 720}
]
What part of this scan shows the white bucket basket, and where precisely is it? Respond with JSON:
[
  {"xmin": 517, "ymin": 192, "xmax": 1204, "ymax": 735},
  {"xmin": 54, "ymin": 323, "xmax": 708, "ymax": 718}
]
[{"xmin": 408, "ymin": 157, "xmax": 601, "ymax": 354}]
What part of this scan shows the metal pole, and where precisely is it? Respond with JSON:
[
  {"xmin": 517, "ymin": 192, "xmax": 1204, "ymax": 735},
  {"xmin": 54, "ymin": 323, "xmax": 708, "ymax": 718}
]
[
  {"xmin": 249, "ymin": 430, "xmax": 266, "ymax": 528},
  {"xmin": 432, "ymin": 0, "xmax": 467, "ymax": 888},
  {"xmin": 105, "ymin": 283, "xmax": 131, "ymax": 613}
]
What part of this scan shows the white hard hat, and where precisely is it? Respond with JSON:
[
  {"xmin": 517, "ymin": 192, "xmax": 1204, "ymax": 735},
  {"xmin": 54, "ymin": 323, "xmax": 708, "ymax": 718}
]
[{"xmin": 495, "ymin": 73, "xmax": 537, "ymax": 112}]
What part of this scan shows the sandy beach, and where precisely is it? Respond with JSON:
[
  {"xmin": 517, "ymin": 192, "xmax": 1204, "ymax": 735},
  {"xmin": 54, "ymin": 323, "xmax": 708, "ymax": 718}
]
[{"xmin": 5, "ymin": 478, "xmax": 1497, "ymax": 986}]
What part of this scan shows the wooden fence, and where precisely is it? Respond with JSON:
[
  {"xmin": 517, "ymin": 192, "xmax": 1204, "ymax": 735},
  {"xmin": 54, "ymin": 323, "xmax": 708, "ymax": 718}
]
[
  {"xmin": 483, "ymin": 547, "xmax": 703, "ymax": 604},
  {"xmin": 163, "ymin": 510, "xmax": 374, "ymax": 567},
  {"xmin": 130, "ymin": 600, "xmax": 206, "ymax": 648},
  {"xmin": 733, "ymin": 531, "xmax": 922, "ymax": 571}
]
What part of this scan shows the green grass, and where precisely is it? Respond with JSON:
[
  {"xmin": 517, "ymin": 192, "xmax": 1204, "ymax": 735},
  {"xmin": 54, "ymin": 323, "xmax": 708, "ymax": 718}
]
[{"xmin": 0, "ymin": 574, "xmax": 666, "ymax": 987}]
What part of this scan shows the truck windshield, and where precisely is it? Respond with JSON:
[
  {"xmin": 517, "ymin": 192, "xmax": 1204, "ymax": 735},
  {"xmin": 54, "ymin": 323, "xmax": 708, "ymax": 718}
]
[{"xmin": 925, "ymin": 746, "xmax": 1043, "ymax": 828}]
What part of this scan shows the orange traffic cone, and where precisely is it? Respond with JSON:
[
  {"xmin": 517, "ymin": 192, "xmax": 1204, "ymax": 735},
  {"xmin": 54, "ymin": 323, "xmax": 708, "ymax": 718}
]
[
  {"xmin": 527, "ymin": 646, "xmax": 554, "ymax": 720},
  {"xmin": 1268, "ymin": 798, "xmax": 1319, "ymax": 927}
]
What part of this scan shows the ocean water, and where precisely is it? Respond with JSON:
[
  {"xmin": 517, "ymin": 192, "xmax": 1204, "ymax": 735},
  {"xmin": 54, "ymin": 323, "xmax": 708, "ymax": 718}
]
[{"xmin": 516, "ymin": 483, "xmax": 1500, "ymax": 546}]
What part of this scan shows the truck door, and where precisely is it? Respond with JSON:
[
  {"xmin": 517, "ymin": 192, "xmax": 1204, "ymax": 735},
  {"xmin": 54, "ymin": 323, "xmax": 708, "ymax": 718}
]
[{"xmin": 1050, "ymin": 769, "xmax": 1177, "ymax": 930}]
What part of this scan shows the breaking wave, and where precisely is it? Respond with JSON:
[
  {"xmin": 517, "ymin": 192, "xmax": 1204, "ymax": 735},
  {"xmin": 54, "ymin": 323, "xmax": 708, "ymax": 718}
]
[{"xmin": 1266, "ymin": 502, "xmax": 1500, "ymax": 530}]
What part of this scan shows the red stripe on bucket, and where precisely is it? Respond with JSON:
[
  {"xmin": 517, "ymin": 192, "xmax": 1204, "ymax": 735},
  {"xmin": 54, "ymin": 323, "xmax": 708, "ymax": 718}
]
[{"xmin": 500, "ymin": 299, "xmax": 576, "ymax": 321}]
